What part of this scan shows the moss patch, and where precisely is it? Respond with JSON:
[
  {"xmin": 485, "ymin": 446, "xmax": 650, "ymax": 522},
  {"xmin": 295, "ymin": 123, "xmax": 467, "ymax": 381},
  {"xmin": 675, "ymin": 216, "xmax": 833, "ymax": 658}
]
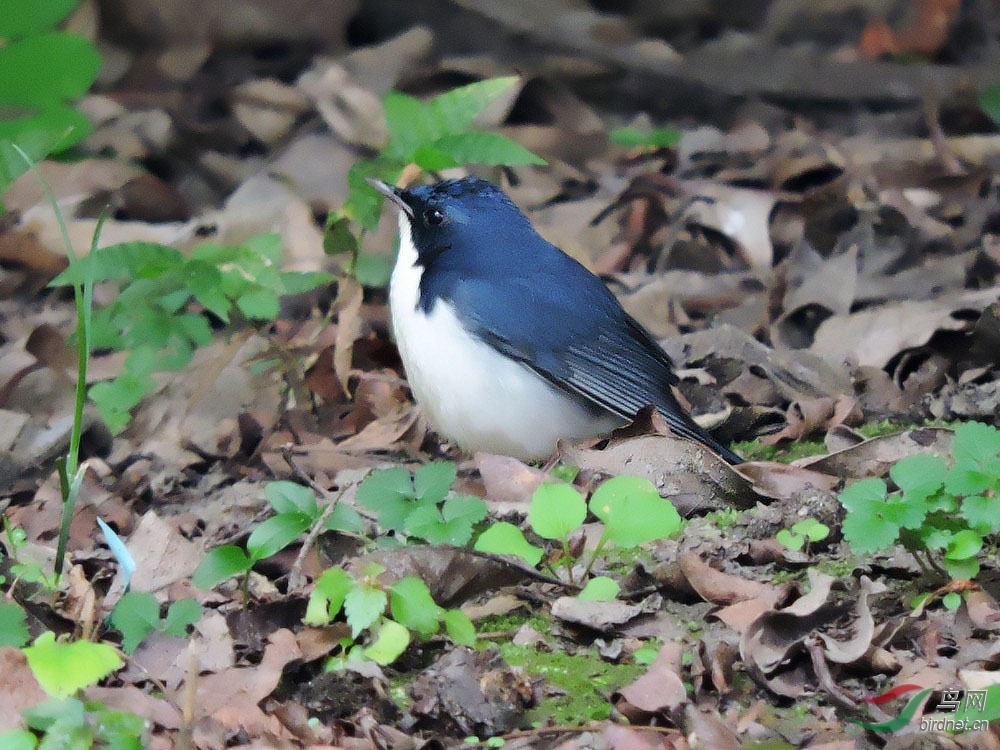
[{"xmin": 497, "ymin": 642, "xmax": 646, "ymax": 725}]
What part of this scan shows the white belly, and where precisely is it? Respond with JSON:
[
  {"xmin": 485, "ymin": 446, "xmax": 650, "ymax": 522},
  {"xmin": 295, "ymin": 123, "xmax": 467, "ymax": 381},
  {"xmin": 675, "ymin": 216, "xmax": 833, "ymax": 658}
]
[{"xmin": 389, "ymin": 214, "xmax": 617, "ymax": 460}]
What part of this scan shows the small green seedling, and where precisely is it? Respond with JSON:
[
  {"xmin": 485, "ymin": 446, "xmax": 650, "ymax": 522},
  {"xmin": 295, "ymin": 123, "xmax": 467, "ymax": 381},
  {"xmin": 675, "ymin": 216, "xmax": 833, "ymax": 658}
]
[
  {"xmin": 193, "ymin": 480, "xmax": 363, "ymax": 591},
  {"xmin": 51, "ymin": 234, "xmax": 333, "ymax": 432},
  {"xmin": 327, "ymin": 76, "xmax": 545, "ymax": 286},
  {"xmin": 304, "ymin": 563, "xmax": 476, "ymax": 667},
  {"xmin": 2, "ymin": 519, "xmax": 58, "ymax": 591},
  {"xmin": 476, "ymin": 475, "xmax": 682, "ymax": 587},
  {"xmin": 776, "ymin": 518, "xmax": 830, "ymax": 553},
  {"xmin": 2, "ymin": 696, "xmax": 144, "ymax": 750},
  {"xmin": 839, "ymin": 421, "xmax": 1000, "ymax": 581},
  {"xmin": 109, "ymin": 593, "xmax": 202, "ymax": 654},
  {"xmin": 356, "ymin": 462, "xmax": 487, "ymax": 545}
]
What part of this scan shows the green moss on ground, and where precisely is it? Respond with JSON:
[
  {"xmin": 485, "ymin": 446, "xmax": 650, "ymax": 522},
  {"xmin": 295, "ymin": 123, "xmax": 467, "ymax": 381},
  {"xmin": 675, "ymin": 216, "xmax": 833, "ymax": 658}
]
[{"xmin": 497, "ymin": 642, "xmax": 646, "ymax": 724}]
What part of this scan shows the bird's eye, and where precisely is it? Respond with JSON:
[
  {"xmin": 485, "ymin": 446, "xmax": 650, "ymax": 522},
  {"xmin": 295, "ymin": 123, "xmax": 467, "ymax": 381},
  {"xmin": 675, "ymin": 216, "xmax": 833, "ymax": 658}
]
[{"xmin": 424, "ymin": 207, "xmax": 445, "ymax": 226}]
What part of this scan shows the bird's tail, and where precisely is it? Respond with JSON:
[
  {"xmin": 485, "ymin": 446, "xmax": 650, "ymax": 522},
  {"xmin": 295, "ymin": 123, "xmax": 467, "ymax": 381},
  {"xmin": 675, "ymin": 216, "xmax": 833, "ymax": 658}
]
[{"xmin": 657, "ymin": 405, "xmax": 743, "ymax": 465}]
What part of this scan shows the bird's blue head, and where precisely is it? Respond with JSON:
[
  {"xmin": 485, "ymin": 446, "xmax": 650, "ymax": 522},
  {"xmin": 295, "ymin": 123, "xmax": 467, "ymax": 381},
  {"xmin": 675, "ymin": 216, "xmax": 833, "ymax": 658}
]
[{"xmin": 368, "ymin": 177, "xmax": 533, "ymax": 269}]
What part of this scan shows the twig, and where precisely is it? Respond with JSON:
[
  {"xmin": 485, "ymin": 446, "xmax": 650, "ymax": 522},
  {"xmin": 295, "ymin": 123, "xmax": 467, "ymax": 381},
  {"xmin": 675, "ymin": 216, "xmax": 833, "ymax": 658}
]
[
  {"xmin": 282, "ymin": 443, "xmax": 371, "ymax": 590},
  {"xmin": 176, "ymin": 640, "xmax": 200, "ymax": 750}
]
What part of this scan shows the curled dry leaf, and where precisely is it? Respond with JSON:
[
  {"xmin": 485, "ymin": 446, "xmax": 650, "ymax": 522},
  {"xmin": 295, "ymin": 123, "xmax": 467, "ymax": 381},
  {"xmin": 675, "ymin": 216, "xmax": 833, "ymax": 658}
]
[
  {"xmin": 739, "ymin": 573, "xmax": 877, "ymax": 697},
  {"xmin": 797, "ymin": 426, "xmax": 954, "ymax": 478},
  {"xmin": 677, "ymin": 552, "xmax": 786, "ymax": 608}
]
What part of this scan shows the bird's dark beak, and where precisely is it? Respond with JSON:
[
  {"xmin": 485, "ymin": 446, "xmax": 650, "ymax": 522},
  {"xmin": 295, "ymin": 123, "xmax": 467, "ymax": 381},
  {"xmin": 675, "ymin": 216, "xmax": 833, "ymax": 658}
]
[{"xmin": 366, "ymin": 178, "xmax": 414, "ymax": 219}]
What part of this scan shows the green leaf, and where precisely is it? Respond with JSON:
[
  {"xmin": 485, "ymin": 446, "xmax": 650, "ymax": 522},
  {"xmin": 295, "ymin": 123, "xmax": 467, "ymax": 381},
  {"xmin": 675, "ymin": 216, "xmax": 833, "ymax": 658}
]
[
  {"xmin": 363, "ymin": 619, "xmax": 410, "ymax": 665},
  {"xmin": 841, "ymin": 509, "xmax": 899, "ymax": 554},
  {"xmin": 323, "ymin": 503, "xmax": 366, "ymax": 534},
  {"xmin": 383, "ymin": 92, "xmax": 441, "ymax": 160},
  {"xmin": 443, "ymin": 495, "xmax": 488, "ymax": 526},
  {"xmin": 589, "ymin": 475, "xmax": 682, "ymax": 548},
  {"xmin": 609, "ymin": 126, "xmax": 681, "ymax": 148},
  {"xmin": 356, "ymin": 467, "xmax": 417, "ymax": 531},
  {"xmin": 265, "ymin": 481, "xmax": 319, "ymax": 517},
  {"xmin": 344, "ymin": 158, "xmax": 402, "ymax": 229},
  {"xmin": 529, "ymin": 483, "xmax": 587, "ymax": 541},
  {"xmin": 23, "ymin": 632, "xmax": 123, "ymax": 697},
  {"xmin": 443, "ymin": 609, "xmax": 476, "ymax": 647},
  {"xmin": 943, "ymin": 556, "xmax": 979, "ymax": 581},
  {"xmin": 432, "ymin": 132, "xmax": 545, "ymax": 166},
  {"xmin": 414, "ymin": 461, "xmax": 457, "ymax": 503},
  {"xmin": 50, "ymin": 242, "xmax": 184, "ymax": 286},
  {"xmin": 192, "ymin": 545, "xmax": 252, "ymax": 589},
  {"xmin": 247, "ymin": 511, "xmax": 313, "ymax": 561},
  {"xmin": 890, "ymin": 454, "xmax": 946, "ymax": 501},
  {"xmin": 960, "ymin": 494, "xmax": 999, "ymax": 532},
  {"xmin": 945, "ymin": 462, "xmax": 992, "ymax": 496},
  {"xmin": 236, "ymin": 289, "xmax": 279, "ymax": 320},
  {"xmin": 411, "ymin": 143, "xmax": 460, "ymax": 171},
  {"xmin": 109, "ymin": 591, "xmax": 160, "ymax": 654},
  {"xmin": 0, "ymin": 729, "xmax": 36, "ymax": 750},
  {"xmin": 0, "ymin": 32, "xmax": 101, "ymax": 106},
  {"xmin": 775, "ymin": 529, "xmax": 804, "ymax": 551},
  {"xmin": 280, "ymin": 270, "xmax": 334, "ymax": 295},
  {"xmin": 474, "ymin": 522, "xmax": 544, "ymax": 566},
  {"xmin": 0, "ymin": 601, "xmax": 30, "ymax": 648},
  {"xmin": 344, "ymin": 584, "xmax": 388, "ymax": 639},
  {"xmin": 0, "ymin": 117, "xmax": 79, "ymax": 187},
  {"xmin": 952, "ymin": 421, "xmax": 1000, "ymax": 465},
  {"xmin": 352, "ymin": 253, "xmax": 391, "ymax": 288},
  {"xmin": 0, "ymin": 0, "xmax": 80, "ymax": 39},
  {"xmin": 389, "ymin": 577, "xmax": 443, "ymax": 637},
  {"xmin": 162, "ymin": 598, "xmax": 202, "ymax": 637},
  {"xmin": 306, "ymin": 566, "xmax": 354, "ymax": 625},
  {"xmin": 22, "ymin": 696, "xmax": 85, "ymax": 732},
  {"xmin": 405, "ymin": 505, "xmax": 473, "ymax": 545},
  {"xmin": 882, "ymin": 495, "xmax": 928, "ymax": 530},
  {"xmin": 942, "ymin": 592, "xmax": 962, "ymax": 610},
  {"xmin": 944, "ymin": 529, "xmax": 983, "ymax": 560},
  {"xmin": 838, "ymin": 478, "xmax": 887, "ymax": 511},
  {"xmin": 429, "ymin": 76, "xmax": 519, "ymax": 134},
  {"xmin": 183, "ymin": 259, "xmax": 229, "ymax": 321},
  {"xmin": 323, "ymin": 215, "xmax": 360, "ymax": 256},
  {"xmin": 578, "ymin": 576, "xmax": 620, "ymax": 601},
  {"xmin": 790, "ymin": 518, "xmax": 829, "ymax": 542}
]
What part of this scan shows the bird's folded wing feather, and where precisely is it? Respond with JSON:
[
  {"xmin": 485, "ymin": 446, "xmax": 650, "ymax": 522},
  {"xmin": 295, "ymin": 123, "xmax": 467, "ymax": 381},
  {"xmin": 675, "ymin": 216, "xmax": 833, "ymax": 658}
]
[{"xmin": 447, "ymin": 273, "xmax": 730, "ymax": 453}]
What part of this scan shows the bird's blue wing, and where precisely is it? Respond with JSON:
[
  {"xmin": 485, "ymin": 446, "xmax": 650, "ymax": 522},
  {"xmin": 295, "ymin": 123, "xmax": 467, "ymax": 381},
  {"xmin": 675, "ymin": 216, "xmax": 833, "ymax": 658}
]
[{"xmin": 440, "ymin": 261, "xmax": 740, "ymax": 462}]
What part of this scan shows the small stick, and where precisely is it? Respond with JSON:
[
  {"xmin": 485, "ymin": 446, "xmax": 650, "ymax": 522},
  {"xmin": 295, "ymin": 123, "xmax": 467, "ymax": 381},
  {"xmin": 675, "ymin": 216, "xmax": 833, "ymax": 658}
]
[{"xmin": 282, "ymin": 444, "xmax": 371, "ymax": 591}]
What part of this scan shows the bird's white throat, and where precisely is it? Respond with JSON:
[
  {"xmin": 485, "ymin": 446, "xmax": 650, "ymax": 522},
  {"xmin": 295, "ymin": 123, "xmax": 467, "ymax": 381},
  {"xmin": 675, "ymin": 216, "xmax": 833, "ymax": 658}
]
[{"xmin": 388, "ymin": 213, "xmax": 617, "ymax": 460}]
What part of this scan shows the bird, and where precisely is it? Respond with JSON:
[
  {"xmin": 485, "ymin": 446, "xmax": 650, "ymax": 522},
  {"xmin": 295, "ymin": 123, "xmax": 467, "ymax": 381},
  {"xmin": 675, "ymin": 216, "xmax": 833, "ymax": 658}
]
[{"xmin": 367, "ymin": 176, "xmax": 742, "ymax": 465}]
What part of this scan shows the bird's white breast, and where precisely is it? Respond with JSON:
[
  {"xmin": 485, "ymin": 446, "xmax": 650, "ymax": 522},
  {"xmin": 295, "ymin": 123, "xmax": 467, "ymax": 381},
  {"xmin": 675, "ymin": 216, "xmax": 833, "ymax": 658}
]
[{"xmin": 388, "ymin": 213, "xmax": 617, "ymax": 460}]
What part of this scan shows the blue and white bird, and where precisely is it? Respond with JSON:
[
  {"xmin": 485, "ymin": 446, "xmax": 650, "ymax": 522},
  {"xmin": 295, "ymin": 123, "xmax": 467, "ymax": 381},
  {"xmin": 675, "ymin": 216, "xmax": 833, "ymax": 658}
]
[{"xmin": 369, "ymin": 177, "xmax": 742, "ymax": 465}]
